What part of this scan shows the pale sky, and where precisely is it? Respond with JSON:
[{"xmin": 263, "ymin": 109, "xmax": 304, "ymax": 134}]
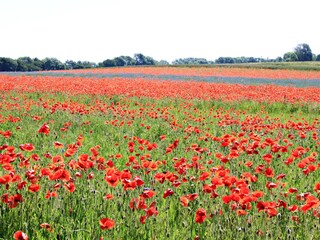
[{"xmin": 0, "ymin": 0, "xmax": 319, "ymax": 63}]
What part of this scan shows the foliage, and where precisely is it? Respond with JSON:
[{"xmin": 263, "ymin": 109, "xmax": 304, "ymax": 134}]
[
  {"xmin": 134, "ymin": 53, "xmax": 156, "ymax": 65},
  {"xmin": 100, "ymin": 54, "xmax": 157, "ymax": 68},
  {"xmin": 42, "ymin": 58, "xmax": 65, "ymax": 71},
  {"xmin": 294, "ymin": 43, "xmax": 313, "ymax": 61},
  {"xmin": 283, "ymin": 52, "xmax": 298, "ymax": 62},
  {"xmin": 172, "ymin": 58, "xmax": 213, "ymax": 65},
  {"xmin": 215, "ymin": 57, "xmax": 274, "ymax": 64},
  {"xmin": 0, "ymin": 57, "xmax": 18, "ymax": 71},
  {"xmin": 65, "ymin": 60, "xmax": 96, "ymax": 70}
]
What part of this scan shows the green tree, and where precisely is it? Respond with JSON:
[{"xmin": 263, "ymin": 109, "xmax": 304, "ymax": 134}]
[
  {"xmin": 113, "ymin": 57, "xmax": 127, "ymax": 66},
  {"xmin": 65, "ymin": 60, "xmax": 77, "ymax": 69},
  {"xmin": 120, "ymin": 56, "xmax": 136, "ymax": 66},
  {"xmin": 312, "ymin": 54, "xmax": 317, "ymax": 61},
  {"xmin": 215, "ymin": 57, "xmax": 235, "ymax": 64},
  {"xmin": 33, "ymin": 58, "xmax": 44, "ymax": 70},
  {"xmin": 17, "ymin": 57, "xmax": 42, "ymax": 71},
  {"xmin": 16, "ymin": 59, "xmax": 29, "ymax": 71},
  {"xmin": 42, "ymin": 58, "xmax": 65, "ymax": 70},
  {"xmin": 283, "ymin": 52, "xmax": 298, "ymax": 62},
  {"xmin": 172, "ymin": 58, "xmax": 208, "ymax": 65},
  {"xmin": 0, "ymin": 57, "xmax": 18, "ymax": 71},
  {"xmin": 294, "ymin": 43, "xmax": 313, "ymax": 61},
  {"xmin": 81, "ymin": 61, "xmax": 96, "ymax": 69},
  {"xmin": 102, "ymin": 59, "xmax": 116, "ymax": 67},
  {"xmin": 134, "ymin": 53, "xmax": 156, "ymax": 65},
  {"xmin": 316, "ymin": 54, "xmax": 320, "ymax": 61},
  {"xmin": 65, "ymin": 60, "xmax": 95, "ymax": 69}
]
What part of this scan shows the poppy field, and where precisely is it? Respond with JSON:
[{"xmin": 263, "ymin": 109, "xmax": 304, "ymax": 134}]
[{"xmin": 1, "ymin": 67, "xmax": 320, "ymax": 239}]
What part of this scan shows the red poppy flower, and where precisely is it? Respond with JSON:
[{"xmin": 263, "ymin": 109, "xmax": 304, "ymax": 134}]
[
  {"xmin": 64, "ymin": 145, "xmax": 77, "ymax": 157},
  {"xmin": 276, "ymin": 173, "xmax": 286, "ymax": 180},
  {"xmin": 288, "ymin": 188, "xmax": 298, "ymax": 194},
  {"xmin": 31, "ymin": 154, "xmax": 40, "ymax": 161},
  {"xmin": 264, "ymin": 168, "xmax": 274, "ymax": 178},
  {"xmin": 0, "ymin": 130, "xmax": 12, "ymax": 138},
  {"xmin": 53, "ymin": 141, "xmax": 64, "ymax": 148},
  {"xmin": 244, "ymin": 161, "xmax": 253, "ymax": 167},
  {"xmin": 38, "ymin": 123, "xmax": 50, "ymax": 135},
  {"xmin": 236, "ymin": 210, "xmax": 247, "ymax": 216},
  {"xmin": 64, "ymin": 182, "xmax": 76, "ymax": 193},
  {"xmin": 50, "ymin": 169, "xmax": 71, "ymax": 182},
  {"xmin": 13, "ymin": 231, "xmax": 28, "ymax": 240},
  {"xmin": 314, "ymin": 182, "xmax": 320, "ymax": 193},
  {"xmin": 129, "ymin": 197, "xmax": 147, "ymax": 210},
  {"xmin": 120, "ymin": 170, "xmax": 132, "ymax": 180},
  {"xmin": 141, "ymin": 190, "xmax": 156, "ymax": 198},
  {"xmin": 134, "ymin": 176, "xmax": 144, "ymax": 186},
  {"xmin": 251, "ymin": 191, "xmax": 264, "ymax": 198},
  {"xmin": 301, "ymin": 195, "xmax": 319, "ymax": 212},
  {"xmin": 288, "ymin": 205, "xmax": 298, "ymax": 212},
  {"xmin": 103, "ymin": 194, "xmax": 113, "ymax": 200},
  {"xmin": 8, "ymin": 194, "xmax": 23, "ymax": 208},
  {"xmin": 266, "ymin": 182, "xmax": 277, "ymax": 190},
  {"xmin": 45, "ymin": 190, "xmax": 58, "ymax": 199},
  {"xmin": 1, "ymin": 193, "xmax": 9, "ymax": 203},
  {"xmin": 17, "ymin": 181, "xmax": 27, "ymax": 190},
  {"xmin": 106, "ymin": 160, "xmax": 114, "ymax": 167},
  {"xmin": 154, "ymin": 173, "xmax": 165, "ymax": 184},
  {"xmin": 163, "ymin": 189, "xmax": 174, "ymax": 198},
  {"xmin": 180, "ymin": 196, "xmax": 189, "ymax": 207},
  {"xmin": 28, "ymin": 184, "xmax": 40, "ymax": 193},
  {"xmin": 99, "ymin": 218, "xmax": 115, "ymax": 230},
  {"xmin": 186, "ymin": 193, "xmax": 198, "ymax": 201},
  {"xmin": 52, "ymin": 155, "xmax": 64, "ymax": 163},
  {"xmin": 263, "ymin": 153, "xmax": 272, "ymax": 163},
  {"xmin": 195, "ymin": 208, "xmax": 206, "ymax": 223},
  {"xmin": 266, "ymin": 208, "xmax": 278, "ymax": 217},
  {"xmin": 75, "ymin": 172, "xmax": 82, "ymax": 178},
  {"xmin": 146, "ymin": 205, "xmax": 158, "ymax": 217},
  {"xmin": 40, "ymin": 168, "xmax": 52, "ymax": 177},
  {"xmin": 19, "ymin": 143, "xmax": 35, "ymax": 152},
  {"xmin": 40, "ymin": 223, "xmax": 54, "ymax": 232},
  {"xmin": 199, "ymin": 171, "xmax": 210, "ymax": 181},
  {"xmin": 122, "ymin": 179, "xmax": 137, "ymax": 191},
  {"xmin": 105, "ymin": 173, "xmax": 119, "ymax": 187},
  {"xmin": 160, "ymin": 135, "xmax": 166, "ymax": 140},
  {"xmin": 0, "ymin": 174, "xmax": 12, "ymax": 184},
  {"xmin": 222, "ymin": 195, "xmax": 232, "ymax": 204},
  {"xmin": 140, "ymin": 215, "xmax": 147, "ymax": 224}
]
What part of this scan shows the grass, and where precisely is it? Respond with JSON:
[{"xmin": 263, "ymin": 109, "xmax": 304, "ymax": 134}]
[{"xmin": 1, "ymin": 91, "xmax": 319, "ymax": 239}]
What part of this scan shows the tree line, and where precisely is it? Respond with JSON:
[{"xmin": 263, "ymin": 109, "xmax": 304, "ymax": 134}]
[
  {"xmin": 0, "ymin": 53, "xmax": 167, "ymax": 72},
  {"xmin": 1, "ymin": 44, "xmax": 320, "ymax": 72},
  {"xmin": 0, "ymin": 57, "xmax": 97, "ymax": 72},
  {"xmin": 213, "ymin": 44, "xmax": 320, "ymax": 64}
]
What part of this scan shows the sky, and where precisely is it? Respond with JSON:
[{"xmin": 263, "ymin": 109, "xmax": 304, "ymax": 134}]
[{"xmin": 0, "ymin": 0, "xmax": 319, "ymax": 63}]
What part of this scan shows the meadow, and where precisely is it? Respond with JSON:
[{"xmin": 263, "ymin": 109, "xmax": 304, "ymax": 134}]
[{"xmin": 0, "ymin": 66, "xmax": 320, "ymax": 239}]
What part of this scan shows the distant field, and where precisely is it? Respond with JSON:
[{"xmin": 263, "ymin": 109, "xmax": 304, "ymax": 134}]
[
  {"xmin": 168, "ymin": 62, "xmax": 320, "ymax": 71},
  {"xmin": 3, "ymin": 65, "xmax": 320, "ymax": 89}
]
